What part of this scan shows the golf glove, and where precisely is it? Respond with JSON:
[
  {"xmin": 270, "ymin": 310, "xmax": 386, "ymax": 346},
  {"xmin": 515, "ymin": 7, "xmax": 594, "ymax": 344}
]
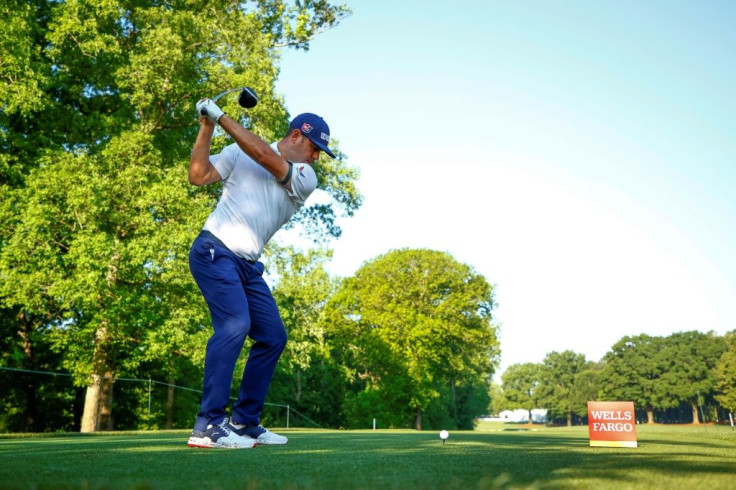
[{"xmin": 196, "ymin": 98, "xmax": 225, "ymax": 124}]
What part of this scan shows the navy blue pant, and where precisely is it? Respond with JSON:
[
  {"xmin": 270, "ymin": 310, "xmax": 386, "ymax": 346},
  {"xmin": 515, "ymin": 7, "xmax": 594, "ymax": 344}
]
[{"xmin": 189, "ymin": 232, "xmax": 287, "ymax": 431}]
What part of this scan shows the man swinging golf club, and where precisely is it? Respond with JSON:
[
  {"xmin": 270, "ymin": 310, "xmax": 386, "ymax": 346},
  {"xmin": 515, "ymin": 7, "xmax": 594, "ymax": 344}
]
[{"xmin": 187, "ymin": 91, "xmax": 335, "ymax": 449}]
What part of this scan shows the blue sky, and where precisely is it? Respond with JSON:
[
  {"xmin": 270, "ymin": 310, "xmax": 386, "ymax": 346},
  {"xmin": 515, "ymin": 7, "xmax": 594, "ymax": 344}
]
[{"xmin": 274, "ymin": 0, "xmax": 736, "ymax": 378}]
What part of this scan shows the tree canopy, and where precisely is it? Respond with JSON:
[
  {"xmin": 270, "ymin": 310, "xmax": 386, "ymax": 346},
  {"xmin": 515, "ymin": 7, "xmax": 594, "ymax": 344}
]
[
  {"xmin": 324, "ymin": 248, "xmax": 500, "ymax": 430},
  {"xmin": 501, "ymin": 362, "xmax": 541, "ymax": 421},
  {"xmin": 713, "ymin": 330, "xmax": 736, "ymax": 412},
  {"xmin": 658, "ymin": 331, "xmax": 726, "ymax": 423},
  {"xmin": 535, "ymin": 350, "xmax": 592, "ymax": 426},
  {"xmin": 600, "ymin": 334, "xmax": 665, "ymax": 423}
]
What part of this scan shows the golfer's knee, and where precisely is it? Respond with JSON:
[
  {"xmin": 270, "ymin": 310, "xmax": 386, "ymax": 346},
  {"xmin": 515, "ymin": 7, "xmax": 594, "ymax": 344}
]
[{"xmin": 216, "ymin": 317, "xmax": 250, "ymax": 343}]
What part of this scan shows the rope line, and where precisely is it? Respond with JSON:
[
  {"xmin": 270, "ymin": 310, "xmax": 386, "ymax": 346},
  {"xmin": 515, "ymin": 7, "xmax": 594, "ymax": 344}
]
[{"xmin": 0, "ymin": 366, "xmax": 322, "ymax": 426}]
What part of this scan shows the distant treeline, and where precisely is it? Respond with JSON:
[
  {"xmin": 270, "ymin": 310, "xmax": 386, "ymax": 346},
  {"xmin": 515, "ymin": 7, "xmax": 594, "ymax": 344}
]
[{"xmin": 496, "ymin": 330, "xmax": 736, "ymax": 426}]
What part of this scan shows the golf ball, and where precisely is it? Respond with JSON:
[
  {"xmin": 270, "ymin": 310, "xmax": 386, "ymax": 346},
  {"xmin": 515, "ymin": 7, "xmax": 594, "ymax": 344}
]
[{"xmin": 439, "ymin": 430, "xmax": 449, "ymax": 440}]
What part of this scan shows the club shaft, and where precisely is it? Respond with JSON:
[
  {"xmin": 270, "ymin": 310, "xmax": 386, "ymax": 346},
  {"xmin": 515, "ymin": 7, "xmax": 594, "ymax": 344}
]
[{"xmin": 212, "ymin": 87, "xmax": 243, "ymax": 102}]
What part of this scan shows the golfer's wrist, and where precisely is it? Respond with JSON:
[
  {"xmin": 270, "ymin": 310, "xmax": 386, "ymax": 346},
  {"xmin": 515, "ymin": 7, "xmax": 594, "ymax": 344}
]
[{"xmin": 199, "ymin": 121, "xmax": 215, "ymax": 137}]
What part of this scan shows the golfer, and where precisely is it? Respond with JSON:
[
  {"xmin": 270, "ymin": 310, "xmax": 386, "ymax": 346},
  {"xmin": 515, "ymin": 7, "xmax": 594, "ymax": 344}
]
[{"xmin": 186, "ymin": 97, "xmax": 335, "ymax": 449}]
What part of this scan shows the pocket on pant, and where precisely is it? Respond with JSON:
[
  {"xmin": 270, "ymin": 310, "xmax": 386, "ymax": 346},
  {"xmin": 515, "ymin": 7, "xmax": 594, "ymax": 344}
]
[{"xmin": 191, "ymin": 238, "xmax": 216, "ymax": 264}]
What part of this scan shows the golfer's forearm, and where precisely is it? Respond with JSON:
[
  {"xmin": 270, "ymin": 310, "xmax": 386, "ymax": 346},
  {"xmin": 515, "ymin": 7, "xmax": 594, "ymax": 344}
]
[
  {"xmin": 189, "ymin": 123, "xmax": 217, "ymax": 186},
  {"xmin": 219, "ymin": 116, "xmax": 289, "ymax": 182}
]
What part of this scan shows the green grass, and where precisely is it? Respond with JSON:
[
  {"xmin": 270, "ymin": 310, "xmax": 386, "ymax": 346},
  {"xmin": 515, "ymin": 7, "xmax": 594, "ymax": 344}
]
[{"xmin": 1, "ymin": 423, "xmax": 735, "ymax": 489}]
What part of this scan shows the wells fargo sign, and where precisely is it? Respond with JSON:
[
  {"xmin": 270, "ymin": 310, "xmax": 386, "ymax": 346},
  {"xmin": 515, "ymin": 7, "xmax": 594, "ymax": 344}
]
[{"xmin": 587, "ymin": 401, "xmax": 638, "ymax": 448}]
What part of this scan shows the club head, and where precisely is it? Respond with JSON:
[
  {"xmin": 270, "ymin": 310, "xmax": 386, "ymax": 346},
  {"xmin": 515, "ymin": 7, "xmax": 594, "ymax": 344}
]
[{"xmin": 238, "ymin": 87, "xmax": 258, "ymax": 109}]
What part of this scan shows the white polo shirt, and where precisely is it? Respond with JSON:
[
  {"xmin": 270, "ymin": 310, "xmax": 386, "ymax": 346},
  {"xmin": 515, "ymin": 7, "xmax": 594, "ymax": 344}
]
[{"xmin": 202, "ymin": 142, "xmax": 318, "ymax": 261}]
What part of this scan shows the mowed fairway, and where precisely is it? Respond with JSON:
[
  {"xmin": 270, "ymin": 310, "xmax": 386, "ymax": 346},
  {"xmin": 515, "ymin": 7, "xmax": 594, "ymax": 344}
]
[{"xmin": 1, "ymin": 423, "xmax": 734, "ymax": 489}]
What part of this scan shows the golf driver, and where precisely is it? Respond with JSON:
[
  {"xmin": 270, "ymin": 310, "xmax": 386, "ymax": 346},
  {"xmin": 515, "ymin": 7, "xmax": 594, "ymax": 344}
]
[{"xmin": 199, "ymin": 86, "xmax": 258, "ymax": 118}]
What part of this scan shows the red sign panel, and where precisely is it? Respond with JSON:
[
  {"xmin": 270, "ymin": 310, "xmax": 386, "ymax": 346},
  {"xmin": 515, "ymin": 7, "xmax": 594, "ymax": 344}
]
[{"xmin": 587, "ymin": 401, "xmax": 638, "ymax": 448}]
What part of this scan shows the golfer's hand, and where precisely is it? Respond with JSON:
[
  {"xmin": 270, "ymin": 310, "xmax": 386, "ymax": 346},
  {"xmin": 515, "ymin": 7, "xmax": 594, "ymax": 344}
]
[{"xmin": 196, "ymin": 98, "xmax": 225, "ymax": 124}]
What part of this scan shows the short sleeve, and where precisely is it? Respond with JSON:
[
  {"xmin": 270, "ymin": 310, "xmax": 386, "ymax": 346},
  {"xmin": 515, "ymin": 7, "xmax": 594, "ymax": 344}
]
[
  {"xmin": 288, "ymin": 163, "xmax": 318, "ymax": 205},
  {"xmin": 209, "ymin": 143, "xmax": 239, "ymax": 181}
]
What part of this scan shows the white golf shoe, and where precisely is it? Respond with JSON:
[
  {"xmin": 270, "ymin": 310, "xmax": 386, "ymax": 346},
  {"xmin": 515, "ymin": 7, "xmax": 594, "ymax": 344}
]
[
  {"xmin": 232, "ymin": 424, "xmax": 288, "ymax": 445},
  {"xmin": 187, "ymin": 418, "xmax": 258, "ymax": 449}
]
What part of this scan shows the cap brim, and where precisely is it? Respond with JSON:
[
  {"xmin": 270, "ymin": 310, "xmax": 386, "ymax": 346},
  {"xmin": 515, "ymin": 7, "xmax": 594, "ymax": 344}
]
[
  {"xmin": 308, "ymin": 137, "xmax": 336, "ymax": 159},
  {"xmin": 319, "ymin": 144, "xmax": 336, "ymax": 159}
]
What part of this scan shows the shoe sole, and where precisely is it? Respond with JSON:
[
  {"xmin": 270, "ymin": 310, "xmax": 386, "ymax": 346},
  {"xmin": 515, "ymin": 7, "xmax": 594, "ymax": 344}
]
[
  {"xmin": 188, "ymin": 442, "xmax": 215, "ymax": 448},
  {"xmin": 255, "ymin": 438, "xmax": 288, "ymax": 445},
  {"xmin": 187, "ymin": 437, "xmax": 257, "ymax": 449},
  {"xmin": 188, "ymin": 436, "xmax": 216, "ymax": 448}
]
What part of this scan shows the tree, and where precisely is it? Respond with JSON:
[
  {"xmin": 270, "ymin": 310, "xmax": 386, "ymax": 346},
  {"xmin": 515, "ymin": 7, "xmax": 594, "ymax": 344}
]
[
  {"xmin": 488, "ymin": 382, "xmax": 505, "ymax": 417},
  {"xmin": 267, "ymin": 244, "xmax": 345, "ymax": 427},
  {"xmin": 0, "ymin": 0, "xmax": 79, "ymax": 433},
  {"xmin": 424, "ymin": 377, "xmax": 491, "ymax": 430},
  {"xmin": 0, "ymin": 0, "xmax": 359, "ymax": 432},
  {"xmin": 324, "ymin": 248, "xmax": 500, "ymax": 430},
  {"xmin": 501, "ymin": 363, "xmax": 542, "ymax": 423},
  {"xmin": 714, "ymin": 330, "xmax": 736, "ymax": 413},
  {"xmin": 658, "ymin": 331, "xmax": 727, "ymax": 424},
  {"xmin": 571, "ymin": 363, "xmax": 603, "ymax": 418},
  {"xmin": 0, "ymin": 309, "xmax": 81, "ymax": 432},
  {"xmin": 536, "ymin": 351, "xmax": 591, "ymax": 426},
  {"xmin": 600, "ymin": 334, "xmax": 666, "ymax": 423}
]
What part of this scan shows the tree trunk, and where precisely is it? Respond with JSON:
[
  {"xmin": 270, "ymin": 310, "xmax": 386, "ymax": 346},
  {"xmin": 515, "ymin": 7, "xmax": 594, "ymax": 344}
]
[
  {"xmin": 294, "ymin": 369, "xmax": 302, "ymax": 402},
  {"xmin": 18, "ymin": 315, "xmax": 38, "ymax": 432},
  {"xmin": 99, "ymin": 371, "xmax": 114, "ymax": 430},
  {"xmin": 80, "ymin": 374, "xmax": 103, "ymax": 432},
  {"xmin": 691, "ymin": 402, "xmax": 701, "ymax": 424},
  {"xmin": 414, "ymin": 407, "xmax": 422, "ymax": 431},
  {"xmin": 451, "ymin": 381, "xmax": 458, "ymax": 421},
  {"xmin": 22, "ymin": 374, "xmax": 38, "ymax": 432},
  {"xmin": 81, "ymin": 373, "xmax": 116, "ymax": 432},
  {"xmin": 567, "ymin": 409, "xmax": 572, "ymax": 427},
  {"xmin": 166, "ymin": 377, "xmax": 175, "ymax": 430},
  {"xmin": 646, "ymin": 409, "xmax": 655, "ymax": 424},
  {"xmin": 80, "ymin": 324, "xmax": 114, "ymax": 432}
]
